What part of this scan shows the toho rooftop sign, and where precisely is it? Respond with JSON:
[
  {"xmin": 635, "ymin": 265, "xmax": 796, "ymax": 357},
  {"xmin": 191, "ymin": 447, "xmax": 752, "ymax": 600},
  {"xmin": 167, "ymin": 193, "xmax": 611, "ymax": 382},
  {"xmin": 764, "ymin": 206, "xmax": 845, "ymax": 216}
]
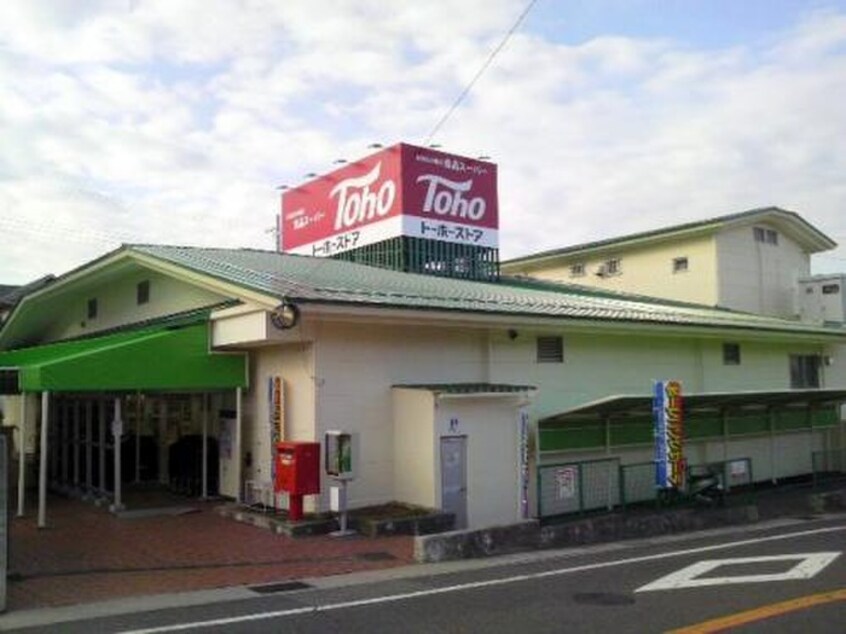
[{"xmin": 280, "ymin": 143, "xmax": 498, "ymax": 257}]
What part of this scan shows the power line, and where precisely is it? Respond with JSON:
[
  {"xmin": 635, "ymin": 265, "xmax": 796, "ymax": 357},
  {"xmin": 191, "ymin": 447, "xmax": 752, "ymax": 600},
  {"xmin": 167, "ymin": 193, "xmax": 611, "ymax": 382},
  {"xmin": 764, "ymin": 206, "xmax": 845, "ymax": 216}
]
[{"xmin": 423, "ymin": 0, "xmax": 539, "ymax": 145}]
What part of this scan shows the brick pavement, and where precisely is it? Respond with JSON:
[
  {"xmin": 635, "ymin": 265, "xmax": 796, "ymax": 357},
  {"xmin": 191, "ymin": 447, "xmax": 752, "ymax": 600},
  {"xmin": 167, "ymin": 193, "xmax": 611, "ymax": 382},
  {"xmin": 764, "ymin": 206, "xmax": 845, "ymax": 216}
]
[{"xmin": 7, "ymin": 495, "xmax": 414, "ymax": 611}]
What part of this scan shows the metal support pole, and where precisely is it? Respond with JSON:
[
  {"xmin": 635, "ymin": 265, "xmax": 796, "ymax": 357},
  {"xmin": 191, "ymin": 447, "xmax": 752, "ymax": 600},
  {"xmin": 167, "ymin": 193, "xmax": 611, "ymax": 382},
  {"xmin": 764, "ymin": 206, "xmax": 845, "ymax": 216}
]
[
  {"xmin": 110, "ymin": 397, "xmax": 125, "ymax": 512},
  {"xmin": 158, "ymin": 400, "xmax": 169, "ymax": 485},
  {"xmin": 17, "ymin": 394, "xmax": 27, "ymax": 517},
  {"xmin": 135, "ymin": 393, "xmax": 141, "ymax": 484},
  {"xmin": 49, "ymin": 397, "xmax": 58, "ymax": 486},
  {"xmin": 38, "ymin": 391, "xmax": 49, "ymax": 529},
  {"xmin": 61, "ymin": 399, "xmax": 69, "ymax": 487},
  {"xmin": 99, "ymin": 398, "xmax": 107, "ymax": 496},
  {"xmin": 73, "ymin": 400, "xmax": 81, "ymax": 489},
  {"xmin": 85, "ymin": 400, "xmax": 93, "ymax": 497},
  {"xmin": 202, "ymin": 393, "xmax": 209, "ymax": 499},
  {"xmin": 235, "ymin": 387, "xmax": 242, "ymax": 503}
]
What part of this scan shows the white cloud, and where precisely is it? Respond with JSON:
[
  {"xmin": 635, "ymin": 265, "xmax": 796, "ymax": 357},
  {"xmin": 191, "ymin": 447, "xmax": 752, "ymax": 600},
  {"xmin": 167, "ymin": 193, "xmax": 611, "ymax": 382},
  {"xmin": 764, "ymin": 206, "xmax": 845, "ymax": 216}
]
[{"xmin": 1, "ymin": 1, "xmax": 845, "ymax": 284}]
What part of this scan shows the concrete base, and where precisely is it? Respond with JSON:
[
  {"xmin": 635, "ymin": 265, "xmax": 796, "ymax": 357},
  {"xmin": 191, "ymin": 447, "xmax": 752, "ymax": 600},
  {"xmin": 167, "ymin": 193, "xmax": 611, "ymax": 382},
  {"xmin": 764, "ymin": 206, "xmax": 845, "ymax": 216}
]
[{"xmin": 414, "ymin": 506, "xmax": 759, "ymax": 563}]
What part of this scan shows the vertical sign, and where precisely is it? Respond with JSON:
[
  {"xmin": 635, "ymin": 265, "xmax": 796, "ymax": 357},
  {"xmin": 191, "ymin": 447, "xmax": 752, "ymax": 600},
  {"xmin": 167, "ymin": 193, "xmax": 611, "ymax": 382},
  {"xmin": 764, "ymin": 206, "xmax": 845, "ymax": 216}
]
[
  {"xmin": 268, "ymin": 377, "xmax": 284, "ymax": 484},
  {"xmin": 518, "ymin": 406, "xmax": 530, "ymax": 519},
  {"xmin": 653, "ymin": 380, "xmax": 684, "ymax": 489}
]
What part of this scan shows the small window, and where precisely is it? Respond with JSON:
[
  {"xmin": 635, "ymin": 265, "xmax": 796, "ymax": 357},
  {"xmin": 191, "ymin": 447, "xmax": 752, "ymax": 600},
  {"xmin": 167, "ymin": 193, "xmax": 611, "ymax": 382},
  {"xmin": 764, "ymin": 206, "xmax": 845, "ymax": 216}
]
[
  {"xmin": 672, "ymin": 257, "xmax": 689, "ymax": 273},
  {"xmin": 87, "ymin": 298, "xmax": 98, "ymax": 320},
  {"xmin": 537, "ymin": 336, "xmax": 563, "ymax": 363},
  {"xmin": 790, "ymin": 354, "xmax": 821, "ymax": 389},
  {"xmin": 137, "ymin": 280, "xmax": 150, "ymax": 305},
  {"xmin": 605, "ymin": 258, "xmax": 621, "ymax": 275},
  {"xmin": 753, "ymin": 226, "xmax": 778, "ymax": 245},
  {"xmin": 570, "ymin": 263, "xmax": 585, "ymax": 278},
  {"xmin": 723, "ymin": 343, "xmax": 741, "ymax": 365},
  {"xmin": 822, "ymin": 284, "xmax": 840, "ymax": 295}
]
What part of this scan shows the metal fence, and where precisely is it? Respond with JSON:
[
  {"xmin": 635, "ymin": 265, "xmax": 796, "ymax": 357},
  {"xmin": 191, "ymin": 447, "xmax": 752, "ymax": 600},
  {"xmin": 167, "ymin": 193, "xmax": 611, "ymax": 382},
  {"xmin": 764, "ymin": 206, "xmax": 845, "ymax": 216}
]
[
  {"xmin": 538, "ymin": 458, "xmax": 620, "ymax": 519},
  {"xmin": 619, "ymin": 462, "xmax": 657, "ymax": 508},
  {"xmin": 618, "ymin": 457, "xmax": 755, "ymax": 510},
  {"xmin": 812, "ymin": 449, "xmax": 846, "ymax": 488}
]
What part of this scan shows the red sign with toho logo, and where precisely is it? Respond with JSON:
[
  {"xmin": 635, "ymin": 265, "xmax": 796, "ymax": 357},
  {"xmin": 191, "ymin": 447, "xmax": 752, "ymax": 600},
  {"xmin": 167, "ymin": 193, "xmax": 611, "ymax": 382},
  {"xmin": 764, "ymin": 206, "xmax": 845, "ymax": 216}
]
[{"xmin": 280, "ymin": 143, "xmax": 498, "ymax": 257}]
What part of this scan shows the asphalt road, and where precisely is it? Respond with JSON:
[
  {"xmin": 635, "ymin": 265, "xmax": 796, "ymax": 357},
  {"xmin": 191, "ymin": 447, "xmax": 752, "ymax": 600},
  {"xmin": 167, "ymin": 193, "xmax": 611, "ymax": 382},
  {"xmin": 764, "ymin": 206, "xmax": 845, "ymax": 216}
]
[{"xmin": 7, "ymin": 516, "xmax": 846, "ymax": 633}]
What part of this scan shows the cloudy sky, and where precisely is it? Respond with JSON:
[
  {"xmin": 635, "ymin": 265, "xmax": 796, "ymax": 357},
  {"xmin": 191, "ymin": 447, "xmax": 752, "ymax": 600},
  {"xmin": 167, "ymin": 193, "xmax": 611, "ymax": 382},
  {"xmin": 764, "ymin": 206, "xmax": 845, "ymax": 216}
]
[{"xmin": 1, "ymin": 0, "xmax": 845, "ymax": 284}]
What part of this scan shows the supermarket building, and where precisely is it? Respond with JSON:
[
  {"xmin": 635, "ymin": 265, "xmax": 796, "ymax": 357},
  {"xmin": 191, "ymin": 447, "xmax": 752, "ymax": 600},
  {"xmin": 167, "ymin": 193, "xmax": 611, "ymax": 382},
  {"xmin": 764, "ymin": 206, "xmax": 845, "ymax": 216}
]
[{"xmin": 1, "ymin": 145, "xmax": 845, "ymax": 531}]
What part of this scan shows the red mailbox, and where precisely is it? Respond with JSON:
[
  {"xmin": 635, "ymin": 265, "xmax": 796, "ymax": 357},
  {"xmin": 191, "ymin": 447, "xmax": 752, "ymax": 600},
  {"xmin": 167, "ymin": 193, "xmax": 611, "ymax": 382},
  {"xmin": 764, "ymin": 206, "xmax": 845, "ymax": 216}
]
[{"xmin": 275, "ymin": 441, "xmax": 320, "ymax": 520}]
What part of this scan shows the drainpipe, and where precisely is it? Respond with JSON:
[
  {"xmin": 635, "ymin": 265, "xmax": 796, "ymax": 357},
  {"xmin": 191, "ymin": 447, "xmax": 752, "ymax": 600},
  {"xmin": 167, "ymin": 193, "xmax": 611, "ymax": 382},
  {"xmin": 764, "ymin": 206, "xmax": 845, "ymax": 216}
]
[
  {"xmin": 38, "ymin": 391, "xmax": 49, "ymax": 529},
  {"xmin": 17, "ymin": 394, "xmax": 26, "ymax": 517}
]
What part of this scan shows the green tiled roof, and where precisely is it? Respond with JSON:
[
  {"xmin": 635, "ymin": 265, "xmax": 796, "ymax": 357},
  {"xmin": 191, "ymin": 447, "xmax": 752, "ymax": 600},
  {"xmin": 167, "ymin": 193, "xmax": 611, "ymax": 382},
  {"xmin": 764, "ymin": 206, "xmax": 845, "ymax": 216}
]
[
  {"xmin": 393, "ymin": 383, "xmax": 536, "ymax": 394},
  {"xmin": 503, "ymin": 206, "xmax": 837, "ymax": 266},
  {"xmin": 131, "ymin": 244, "xmax": 846, "ymax": 337}
]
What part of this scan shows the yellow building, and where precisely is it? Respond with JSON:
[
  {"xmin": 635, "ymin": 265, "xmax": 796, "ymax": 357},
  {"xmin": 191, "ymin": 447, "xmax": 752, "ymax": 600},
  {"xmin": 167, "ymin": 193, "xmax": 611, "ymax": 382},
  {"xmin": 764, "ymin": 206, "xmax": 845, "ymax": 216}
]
[{"xmin": 502, "ymin": 207, "xmax": 837, "ymax": 320}]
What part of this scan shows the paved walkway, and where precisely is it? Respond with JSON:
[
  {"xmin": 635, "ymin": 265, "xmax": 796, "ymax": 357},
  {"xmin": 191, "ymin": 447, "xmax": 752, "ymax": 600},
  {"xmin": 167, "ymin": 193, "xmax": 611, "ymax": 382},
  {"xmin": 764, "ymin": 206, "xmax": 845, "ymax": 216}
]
[{"xmin": 7, "ymin": 494, "xmax": 414, "ymax": 611}]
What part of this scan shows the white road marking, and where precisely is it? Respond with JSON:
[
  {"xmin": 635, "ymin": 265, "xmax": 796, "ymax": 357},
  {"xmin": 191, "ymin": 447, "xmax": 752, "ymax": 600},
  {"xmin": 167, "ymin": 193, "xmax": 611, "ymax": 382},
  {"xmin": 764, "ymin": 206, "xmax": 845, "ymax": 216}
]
[
  {"xmin": 636, "ymin": 552, "xmax": 841, "ymax": 592},
  {"xmin": 120, "ymin": 523, "xmax": 846, "ymax": 634}
]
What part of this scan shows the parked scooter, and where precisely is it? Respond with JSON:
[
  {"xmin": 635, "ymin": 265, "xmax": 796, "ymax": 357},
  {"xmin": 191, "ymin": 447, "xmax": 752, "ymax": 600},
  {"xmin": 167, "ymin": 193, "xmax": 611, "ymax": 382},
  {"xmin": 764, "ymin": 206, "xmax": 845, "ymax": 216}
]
[{"xmin": 687, "ymin": 465, "xmax": 725, "ymax": 506}]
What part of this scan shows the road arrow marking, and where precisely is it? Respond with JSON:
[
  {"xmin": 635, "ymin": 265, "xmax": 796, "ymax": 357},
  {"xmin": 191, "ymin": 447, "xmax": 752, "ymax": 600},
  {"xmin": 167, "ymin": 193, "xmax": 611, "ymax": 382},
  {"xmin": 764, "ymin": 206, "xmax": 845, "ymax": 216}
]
[{"xmin": 636, "ymin": 551, "xmax": 841, "ymax": 592}]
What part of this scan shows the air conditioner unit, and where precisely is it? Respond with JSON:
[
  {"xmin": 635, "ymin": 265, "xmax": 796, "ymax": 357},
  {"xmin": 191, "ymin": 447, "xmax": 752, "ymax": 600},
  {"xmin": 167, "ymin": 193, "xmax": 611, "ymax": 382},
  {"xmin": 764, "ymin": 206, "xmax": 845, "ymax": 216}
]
[{"xmin": 595, "ymin": 264, "xmax": 608, "ymax": 277}]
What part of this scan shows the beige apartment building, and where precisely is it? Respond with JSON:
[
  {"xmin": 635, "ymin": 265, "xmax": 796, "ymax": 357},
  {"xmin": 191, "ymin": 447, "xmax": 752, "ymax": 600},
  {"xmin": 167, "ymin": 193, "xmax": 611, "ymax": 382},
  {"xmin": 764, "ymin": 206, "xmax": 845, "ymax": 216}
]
[{"xmin": 502, "ymin": 207, "xmax": 837, "ymax": 320}]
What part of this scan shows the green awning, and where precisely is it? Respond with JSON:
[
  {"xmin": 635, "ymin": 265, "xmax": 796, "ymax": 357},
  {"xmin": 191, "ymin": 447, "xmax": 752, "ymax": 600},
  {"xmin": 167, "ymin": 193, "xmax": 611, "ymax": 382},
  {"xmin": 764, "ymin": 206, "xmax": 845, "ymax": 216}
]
[{"xmin": 0, "ymin": 322, "xmax": 247, "ymax": 392}]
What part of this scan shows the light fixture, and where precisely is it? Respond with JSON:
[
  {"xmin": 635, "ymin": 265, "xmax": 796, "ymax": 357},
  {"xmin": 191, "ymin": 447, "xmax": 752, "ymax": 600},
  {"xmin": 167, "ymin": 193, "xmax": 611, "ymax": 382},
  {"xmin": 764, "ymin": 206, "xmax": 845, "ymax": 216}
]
[
  {"xmin": 270, "ymin": 302, "xmax": 300, "ymax": 330},
  {"xmin": 507, "ymin": 329, "xmax": 519, "ymax": 340}
]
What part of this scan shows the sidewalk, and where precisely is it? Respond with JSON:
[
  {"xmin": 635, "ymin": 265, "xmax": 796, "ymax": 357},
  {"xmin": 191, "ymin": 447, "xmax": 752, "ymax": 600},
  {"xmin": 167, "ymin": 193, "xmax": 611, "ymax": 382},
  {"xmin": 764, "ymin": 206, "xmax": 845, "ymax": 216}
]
[
  {"xmin": 6, "ymin": 480, "xmax": 844, "ymax": 613},
  {"xmin": 6, "ymin": 494, "xmax": 414, "ymax": 611}
]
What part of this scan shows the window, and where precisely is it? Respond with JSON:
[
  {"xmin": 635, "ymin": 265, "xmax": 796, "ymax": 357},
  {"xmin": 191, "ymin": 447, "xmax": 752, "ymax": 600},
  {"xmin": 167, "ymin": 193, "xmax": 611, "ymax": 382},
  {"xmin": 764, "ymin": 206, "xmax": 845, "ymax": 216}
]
[
  {"xmin": 790, "ymin": 355, "xmax": 821, "ymax": 389},
  {"xmin": 672, "ymin": 257, "xmax": 689, "ymax": 273},
  {"xmin": 753, "ymin": 227, "xmax": 778, "ymax": 245},
  {"xmin": 87, "ymin": 298, "xmax": 98, "ymax": 320},
  {"xmin": 722, "ymin": 343, "xmax": 741, "ymax": 365},
  {"xmin": 569, "ymin": 263, "xmax": 585, "ymax": 278},
  {"xmin": 536, "ymin": 336, "xmax": 563, "ymax": 363},
  {"xmin": 137, "ymin": 280, "xmax": 150, "ymax": 305},
  {"xmin": 822, "ymin": 284, "xmax": 840, "ymax": 295},
  {"xmin": 604, "ymin": 258, "xmax": 621, "ymax": 275}
]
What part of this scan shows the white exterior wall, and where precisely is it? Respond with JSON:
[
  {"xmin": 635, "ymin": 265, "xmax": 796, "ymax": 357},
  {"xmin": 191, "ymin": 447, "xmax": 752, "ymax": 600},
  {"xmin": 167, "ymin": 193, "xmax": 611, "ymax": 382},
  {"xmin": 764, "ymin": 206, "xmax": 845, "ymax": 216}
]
[
  {"xmin": 436, "ymin": 397, "xmax": 523, "ymax": 528},
  {"xmin": 392, "ymin": 389, "xmax": 437, "ymax": 509},
  {"xmin": 232, "ymin": 316, "xmax": 843, "ymax": 516},
  {"xmin": 243, "ymin": 342, "xmax": 316, "ymax": 507},
  {"xmin": 313, "ymin": 322, "xmax": 487, "ymax": 509},
  {"xmin": 798, "ymin": 275, "xmax": 846, "ymax": 325},
  {"xmin": 716, "ymin": 224, "xmax": 810, "ymax": 318},
  {"xmin": 42, "ymin": 269, "xmax": 227, "ymax": 342}
]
